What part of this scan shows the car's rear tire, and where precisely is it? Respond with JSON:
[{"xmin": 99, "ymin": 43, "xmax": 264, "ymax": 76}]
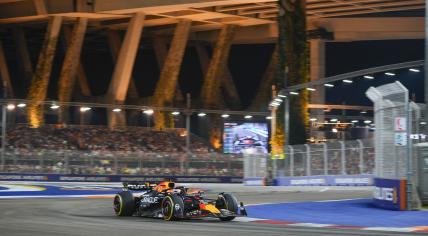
[
  {"xmin": 113, "ymin": 191, "xmax": 135, "ymax": 216},
  {"xmin": 216, "ymin": 193, "xmax": 238, "ymax": 221},
  {"xmin": 162, "ymin": 194, "xmax": 184, "ymax": 221}
]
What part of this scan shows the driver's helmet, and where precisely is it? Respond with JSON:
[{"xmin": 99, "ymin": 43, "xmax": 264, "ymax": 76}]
[{"xmin": 154, "ymin": 181, "xmax": 175, "ymax": 192}]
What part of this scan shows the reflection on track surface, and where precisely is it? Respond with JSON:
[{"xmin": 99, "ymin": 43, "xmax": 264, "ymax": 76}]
[{"xmin": 0, "ymin": 185, "xmax": 425, "ymax": 236}]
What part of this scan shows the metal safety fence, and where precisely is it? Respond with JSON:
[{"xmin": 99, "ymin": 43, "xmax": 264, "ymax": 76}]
[{"xmin": 244, "ymin": 139, "xmax": 375, "ymax": 179}]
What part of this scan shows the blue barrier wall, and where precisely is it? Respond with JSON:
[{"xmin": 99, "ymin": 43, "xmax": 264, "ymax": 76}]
[
  {"xmin": 373, "ymin": 178, "xmax": 406, "ymax": 210},
  {"xmin": 244, "ymin": 175, "xmax": 374, "ymax": 186},
  {"xmin": 0, "ymin": 173, "xmax": 243, "ymax": 183}
]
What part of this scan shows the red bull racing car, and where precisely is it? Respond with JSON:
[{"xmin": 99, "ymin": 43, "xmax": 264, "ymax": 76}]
[{"xmin": 113, "ymin": 181, "xmax": 247, "ymax": 221}]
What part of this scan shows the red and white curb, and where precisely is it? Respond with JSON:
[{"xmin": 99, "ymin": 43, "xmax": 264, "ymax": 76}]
[{"xmin": 234, "ymin": 217, "xmax": 428, "ymax": 233}]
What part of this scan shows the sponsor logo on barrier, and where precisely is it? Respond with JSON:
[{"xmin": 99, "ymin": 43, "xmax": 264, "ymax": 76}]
[
  {"xmin": 231, "ymin": 178, "xmax": 243, "ymax": 183},
  {"xmin": 374, "ymin": 187, "xmax": 397, "ymax": 203},
  {"xmin": 290, "ymin": 178, "xmax": 326, "ymax": 185},
  {"xmin": 245, "ymin": 180, "xmax": 264, "ymax": 186},
  {"xmin": 0, "ymin": 173, "xmax": 242, "ymax": 183},
  {"xmin": 59, "ymin": 176, "xmax": 110, "ymax": 182},
  {"xmin": 274, "ymin": 175, "xmax": 374, "ymax": 186},
  {"xmin": 335, "ymin": 178, "xmax": 372, "ymax": 185},
  {"xmin": 120, "ymin": 177, "xmax": 165, "ymax": 182},
  {"xmin": 60, "ymin": 177, "xmax": 86, "ymax": 181},
  {"xmin": 0, "ymin": 175, "xmax": 48, "ymax": 181},
  {"xmin": 59, "ymin": 176, "xmax": 111, "ymax": 182},
  {"xmin": 60, "ymin": 185, "xmax": 117, "ymax": 191},
  {"xmin": 373, "ymin": 178, "xmax": 406, "ymax": 210},
  {"xmin": 176, "ymin": 178, "xmax": 222, "ymax": 183}
]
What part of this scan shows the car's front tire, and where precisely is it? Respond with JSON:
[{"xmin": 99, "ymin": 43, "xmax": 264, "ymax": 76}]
[
  {"xmin": 216, "ymin": 193, "xmax": 238, "ymax": 221},
  {"xmin": 113, "ymin": 191, "xmax": 135, "ymax": 216},
  {"xmin": 162, "ymin": 194, "xmax": 184, "ymax": 221}
]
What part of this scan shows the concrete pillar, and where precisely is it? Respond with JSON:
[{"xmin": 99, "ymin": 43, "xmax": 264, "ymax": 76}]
[
  {"xmin": 12, "ymin": 27, "xmax": 33, "ymax": 88},
  {"xmin": 106, "ymin": 12, "xmax": 145, "ymax": 129},
  {"xmin": 195, "ymin": 43, "xmax": 240, "ymax": 109},
  {"xmin": 200, "ymin": 24, "xmax": 237, "ymax": 109},
  {"xmin": 27, "ymin": 16, "xmax": 62, "ymax": 128},
  {"xmin": 309, "ymin": 39, "xmax": 326, "ymax": 124},
  {"xmin": 153, "ymin": 19, "xmax": 192, "ymax": 129},
  {"xmin": 200, "ymin": 25, "xmax": 236, "ymax": 150},
  {"xmin": 62, "ymin": 26, "xmax": 91, "ymax": 98},
  {"xmin": 0, "ymin": 40, "xmax": 13, "ymax": 97},
  {"xmin": 33, "ymin": 0, "xmax": 47, "ymax": 15},
  {"xmin": 153, "ymin": 35, "xmax": 184, "ymax": 103},
  {"xmin": 58, "ymin": 17, "xmax": 88, "ymax": 124},
  {"xmin": 106, "ymin": 29, "xmax": 139, "ymax": 99}
]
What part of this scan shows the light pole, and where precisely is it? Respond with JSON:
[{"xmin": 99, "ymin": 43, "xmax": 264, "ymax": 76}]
[
  {"xmin": 185, "ymin": 93, "xmax": 191, "ymax": 155},
  {"xmin": 283, "ymin": 95, "xmax": 289, "ymax": 147}
]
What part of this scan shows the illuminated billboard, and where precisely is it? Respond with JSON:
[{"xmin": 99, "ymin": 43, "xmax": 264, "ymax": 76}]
[{"xmin": 223, "ymin": 122, "xmax": 268, "ymax": 154}]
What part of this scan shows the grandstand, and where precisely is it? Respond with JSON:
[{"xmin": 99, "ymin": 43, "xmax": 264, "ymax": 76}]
[{"xmin": 2, "ymin": 124, "xmax": 244, "ymax": 176}]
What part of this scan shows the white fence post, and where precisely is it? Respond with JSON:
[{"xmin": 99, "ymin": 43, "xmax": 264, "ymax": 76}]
[
  {"xmin": 289, "ymin": 145, "xmax": 294, "ymax": 176},
  {"xmin": 288, "ymin": 146, "xmax": 294, "ymax": 176},
  {"xmin": 339, "ymin": 141, "xmax": 346, "ymax": 175},
  {"xmin": 305, "ymin": 144, "xmax": 311, "ymax": 176},
  {"xmin": 323, "ymin": 143, "xmax": 328, "ymax": 175},
  {"xmin": 357, "ymin": 139, "xmax": 364, "ymax": 174}
]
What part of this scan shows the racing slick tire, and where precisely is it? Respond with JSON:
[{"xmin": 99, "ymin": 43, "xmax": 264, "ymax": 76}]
[
  {"xmin": 162, "ymin": 194, "xmax": 184, "ymax": 221},
  {"xmin": 216, "ymin": 193, "xmax": 238, "ymax": 221},
  {"xmin": 113, "ymin": 191, "xmax": 135, "ymax": 216}
]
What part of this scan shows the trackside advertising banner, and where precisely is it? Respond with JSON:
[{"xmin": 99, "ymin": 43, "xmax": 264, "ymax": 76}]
[
  {"xmin": 244, "ymin": 175, "xmax": 374, "ymax": 186},
  {"xmin": 243, "ymin": 177, "xmax": 265, "ymax": 186},
  {"xmin": 0, "ymin": 173, "xmax": 242, "ymax": 183},
  {"xmin": 373, "ymin": 178, "xmax": 407, "ymax": 211},
  {"xmin": 272, "ymin": 175, "xmax": 374, "ymax": 186}
]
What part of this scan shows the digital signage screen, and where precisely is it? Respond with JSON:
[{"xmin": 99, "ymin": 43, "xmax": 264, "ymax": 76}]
[{"xmin": 223, "ymin": 122, "xmax": 268, "ymax": 154}]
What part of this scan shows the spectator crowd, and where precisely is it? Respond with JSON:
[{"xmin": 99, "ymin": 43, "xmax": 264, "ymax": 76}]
[
  {"xmin": 2, "ymin": 125, "xmax": 243, "ymax": 177},
  {"xmin": 1, "ymin": 125, "xmax": 374, "ymax": 178},
  {"xmin": 7, "ymin": 125, "xmax": 212, "ymax": 153}
]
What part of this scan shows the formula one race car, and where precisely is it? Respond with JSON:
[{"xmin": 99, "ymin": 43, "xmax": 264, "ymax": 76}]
[{"xmin": 113, "ymin": 181, "xmax": 247, "ymax": 221}]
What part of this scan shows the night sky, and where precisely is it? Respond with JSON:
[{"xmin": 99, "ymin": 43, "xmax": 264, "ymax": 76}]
[
  {"xmin": 325, "ymin": 39, "xmax": 425, "ymax": 106},
  {"xmin": 2, "ymin": 29, "xmax": 425, "ymax": 110}
]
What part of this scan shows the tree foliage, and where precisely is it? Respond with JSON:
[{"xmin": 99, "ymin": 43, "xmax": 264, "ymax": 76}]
[{"xmin": 276, "ymin": 0, "xmax": 309, "ymax": 146}]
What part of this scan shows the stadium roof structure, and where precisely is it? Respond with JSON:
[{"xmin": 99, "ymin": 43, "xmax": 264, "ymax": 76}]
[
  {"xmin": 0, "ymin": 0, "xmax": 425, "ymax": 128},
  {"xmin": 0, "ymin": 0, "xmax": 425, "ymax": 43}
]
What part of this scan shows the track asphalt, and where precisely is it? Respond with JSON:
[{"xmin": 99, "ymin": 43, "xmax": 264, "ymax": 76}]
[{"xmin": 0, "ymin": 182, "xmax": 427, "ymax": 235}]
